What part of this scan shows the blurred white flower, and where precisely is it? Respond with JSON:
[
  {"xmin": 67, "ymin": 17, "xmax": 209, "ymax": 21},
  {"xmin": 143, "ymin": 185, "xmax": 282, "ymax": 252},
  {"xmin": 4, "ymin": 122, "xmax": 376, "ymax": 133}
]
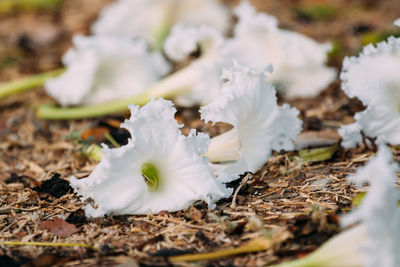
[
  {"xmin": 221, "ymin": 1, "xmax": 336, "ymax": 98},
  {"xmin": 395, "ymin": 18, "xmax": 400, "ymax": 27},
  {"xmin": 45, "ymin": 35, "xmax": 170, "ymax": 106},
  {"xmin": 70, "ymin": 99, "xmax": 228, "ymax": 217},
  {"xmin": 157, "ymin": 1, "xmax": 336, "ymax": 107},
  {"xmin": 201, "ymin": 63, "xmax": 302, "ymax": 182},
  {"xmin": 341, "ymin": 145, "xmax": 400, "ymax": 267},
  {"xmin": 160, "ymin": 24, "xmax": 225, "ymax": 106},
  {"xmin": 339, "ymin": 35, "xmax": 400, "ymax": 147},
  {"xmin": 91, "ymin": 0, "xmax": 230, "ymax": 48}
]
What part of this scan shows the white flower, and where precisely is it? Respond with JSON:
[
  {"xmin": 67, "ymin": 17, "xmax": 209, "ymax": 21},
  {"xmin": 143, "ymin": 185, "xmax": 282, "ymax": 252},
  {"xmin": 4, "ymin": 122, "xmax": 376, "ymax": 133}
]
[
  {"xmin": 91, "ymin": 0, "xmax": 230, "ymax": 48},
  {"xmin": 339, "ymin": 35, "xmax": 400, "ymax": 146},
  {"xmin": 160, "ymin": 24, "xmax": 225, "ymax": 106},
  {"xmin": 221, "ymin": 1, "xmax": 336, "ymax": 98},
  {"xmin": 201, "ymin": 63, "xmax": 302, "ymax": 182},
  {"xmin": 45, "ymin": 35, "xmax": 170, "ymax": 106},
  {"xmin": 340, "ymin": 145, "xmax": 400, "ymax": 267},
  {"xmin": 70, "ymin": 99, "xmax": 228, "ymax": 217},
  {"xmin": 269, "ymin": 145, "xmax": 399, "ymax": 267},
  {"xmin": 157, "ymin": 1, "xmax": 337, "ymax": 107},
  {"xmin": 395, "ymin": 18, "xmax": 400, "ymax": 27}
]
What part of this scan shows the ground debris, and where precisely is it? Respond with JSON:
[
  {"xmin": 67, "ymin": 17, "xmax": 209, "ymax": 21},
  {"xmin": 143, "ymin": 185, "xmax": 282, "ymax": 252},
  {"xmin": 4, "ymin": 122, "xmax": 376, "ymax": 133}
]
[{"xmin": 32, "ymin": 173, "xmax": 73, "ymax": 198}]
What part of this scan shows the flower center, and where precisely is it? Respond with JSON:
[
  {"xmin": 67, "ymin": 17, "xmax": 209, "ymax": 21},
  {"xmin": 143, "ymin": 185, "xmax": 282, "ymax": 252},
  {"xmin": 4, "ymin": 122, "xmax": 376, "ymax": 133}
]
[{"xmin": 141, "ymin": 163, "xmax": 159, "ymax": 192}]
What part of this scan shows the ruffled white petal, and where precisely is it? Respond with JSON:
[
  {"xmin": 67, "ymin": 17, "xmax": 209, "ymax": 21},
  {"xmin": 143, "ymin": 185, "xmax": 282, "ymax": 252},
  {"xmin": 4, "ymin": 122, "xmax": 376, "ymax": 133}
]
[
  {"xmin": 221, "ymin": 1, "xmax": 336, "ymax": 98},
  {"xmin": 201, "ymin": 63, "xmax": 302, "ymax": 182},
  {"xmin": 340, "ymin": 36, "xmax": 400, "ymax": 145},
  {"xmin": 45, "ymin": 35, "xmax": 171, "ymax": 106},
  {"xmin": 341, "ymin": 38, "xmax": 400, "ymax": 106},
  {"xmin": 338, "ymin": 122, "xmax": 363, "ymax": 149},
  {"xmin": 355, "ymin": 107, "xmax": 400, "ymax": 145},
  {"xmin": 70, "ymin": 99, "xmax": 227, "ymax": 217},
  {"xmin": 91, "ymin": 0, "xmax": 230, "ymax": 47},
  {"xmin": 341, "ymin": 145, "xmax": 400, "ymax": 267}
]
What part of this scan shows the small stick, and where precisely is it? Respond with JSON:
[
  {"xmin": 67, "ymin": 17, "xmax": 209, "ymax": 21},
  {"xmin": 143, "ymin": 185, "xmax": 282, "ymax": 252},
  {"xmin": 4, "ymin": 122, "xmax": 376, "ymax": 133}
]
[{"xmin": 230, "ymin": 173, "xmax": 252, "ymax": 210}]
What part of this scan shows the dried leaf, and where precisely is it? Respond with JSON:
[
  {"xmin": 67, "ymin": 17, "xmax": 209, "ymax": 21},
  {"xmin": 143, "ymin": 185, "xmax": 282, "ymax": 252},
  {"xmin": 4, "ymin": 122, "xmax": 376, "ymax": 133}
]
[
  {"xmin": 81, "ymin": 126, "xmax": 109, "ymax": 142},
  {"xmin": 40, "ymin": 217, "xmax": 79, "ymax": 237},
  {"xmin": 295, "ymin": 130, "xmax": 340, "ymax": 150}
]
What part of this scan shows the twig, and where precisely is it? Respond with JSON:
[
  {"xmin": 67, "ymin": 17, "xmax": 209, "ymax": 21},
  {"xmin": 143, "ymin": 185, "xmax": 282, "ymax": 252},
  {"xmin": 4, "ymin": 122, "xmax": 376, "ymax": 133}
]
[
  {"xmin": 230, "ymin": 173, "xmax": 252, "ymax": 209},
  {"xmin": 0, "ymin": 241, "xmax": 96, "ymax": 249}
]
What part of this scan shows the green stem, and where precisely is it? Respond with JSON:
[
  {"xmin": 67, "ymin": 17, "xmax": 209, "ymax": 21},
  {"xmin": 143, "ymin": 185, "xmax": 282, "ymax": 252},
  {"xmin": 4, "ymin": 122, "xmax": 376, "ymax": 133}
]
[
  {"xmin": 36, "ymin": 90, "xmax": 152, "ymax": 120},
  {"xmin": 0, "ymin": 68, "xmax": 64, "ymax": 99},
  {"xmin": 0, "ymin": 0, "xmax": 62, "ymax": 13},
  {"xmin": 36, "ymin": 66, "xmax": 197, "ymax": 120}
]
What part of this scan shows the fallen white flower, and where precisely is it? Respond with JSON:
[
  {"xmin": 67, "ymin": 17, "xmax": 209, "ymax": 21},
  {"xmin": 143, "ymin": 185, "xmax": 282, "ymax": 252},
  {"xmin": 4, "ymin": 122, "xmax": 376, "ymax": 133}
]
[
  {"xmin": 222, "ymin": 1, "xmax": 336, "ymax": 98},
  {"xmin": 157, "ymin": 1, "xmax": 336, "ymax": 107},
  {"xmin": 339, "ymin": 33, "xmax": 400, "ymax": 147},
  {"xmin": 70, "ymin": 98, "xmax": 228, "ymax": 217},
  {"xmin": 269, "ymin": 145, "xmax": 400, "ymax": 267},
  {"xmin": 201, "ymin": 63, "xmax": 302, "ymax": 182},
  {"xmin": 340, "ymin": 144, "xmax": 400, "ymax": 267},
  {"xmin": 268, "ymin": 224, "xmax": 367, "ymax": 267},
  {"xmin": 91, "ymin": 0, "xmax": 230, "ymax": 48},
  {"xmin": 45, "ymin": 35, "xmax": 171, "ymax": 106}
]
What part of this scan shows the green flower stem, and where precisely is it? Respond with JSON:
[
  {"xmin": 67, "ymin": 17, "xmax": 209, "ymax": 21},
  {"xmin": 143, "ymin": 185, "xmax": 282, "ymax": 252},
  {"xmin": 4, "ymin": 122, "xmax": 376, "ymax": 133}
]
[
  {"xmin": 82, "ymin": 144, "xmax": 103, "ymax": 162},
  {"xmin": 36, "ymin": 66, "xmax": 196, "ymax": 120},
  {"xmin": 0, "ymin": 0, "xmax": 62, "ymax": 13},
  {"xmin": 37, "ymin": 91, "xmax": 151, "ymax": 120},
  {"xmin": 0, "ymin": 68, "xmax": 64, "ymax": 99}
]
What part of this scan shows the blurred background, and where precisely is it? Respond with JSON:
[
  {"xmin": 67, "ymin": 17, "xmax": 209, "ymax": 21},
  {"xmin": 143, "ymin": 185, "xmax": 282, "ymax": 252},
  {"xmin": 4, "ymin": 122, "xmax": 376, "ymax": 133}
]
[{"xmin": 0, "ymin": 0, "xmax": 399, "ymax": 82}]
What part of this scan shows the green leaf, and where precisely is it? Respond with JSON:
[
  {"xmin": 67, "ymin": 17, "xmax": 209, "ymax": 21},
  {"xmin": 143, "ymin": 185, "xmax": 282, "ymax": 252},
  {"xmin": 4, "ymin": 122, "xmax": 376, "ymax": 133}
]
[{"xmin": 299, "ymin": 144, "xmax": 338, "ymax": 162}]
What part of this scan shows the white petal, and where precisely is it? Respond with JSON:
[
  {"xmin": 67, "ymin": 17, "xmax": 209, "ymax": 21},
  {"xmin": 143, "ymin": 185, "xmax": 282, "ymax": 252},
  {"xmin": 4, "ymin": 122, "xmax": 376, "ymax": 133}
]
[
  {"xmin": 92, "ymin": 0, "xmax": 173, "ymax": 45},
  {"xmin": 175, "ymin": 0, "xmax": 230, "ymax": 35},
  {"xmin": 70, "ymin": 98, "xmax": 227, "ymax": 217},
  {"xmin": 201, "ymin": 63, "xmax": 302, "ymax": 182},
  {"xmin": 91, "ymin": 0, "xmax": 230, "ymax": 46},
  {"xmin": 340, "ymin": 37, "xmax": 400, "ymax": 145},
  {"xmin": 355, "ymin": 107, "xmax": 400, "ymax": 145},
  {"xmin": 395, "ymin": 18, "xmax": 400, "ymax": 27},
  {"xmin": 164, "ymin": 23, "xmax": 224, "ymax": 62},
  {"xmin": 45, "ymin": 35, "xmax": 171, "ymax": 106},
  {"xmin": 338, "ymin": 122, "xmax": 363, "ymax": 149},
  {"xmin": 341, "ymin": 145, "xmax": 400, "ymax": 267},
  {"xmin": 163, "ymin": 24, "xmax": 225, "ymax": 106},
  {"xmin": 341, "ymin": 38, "xmax": 400, "ymax": 107},
  {"xmin": 221, "ymin": 1, "xmax": 336, "ymax": 98}
]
